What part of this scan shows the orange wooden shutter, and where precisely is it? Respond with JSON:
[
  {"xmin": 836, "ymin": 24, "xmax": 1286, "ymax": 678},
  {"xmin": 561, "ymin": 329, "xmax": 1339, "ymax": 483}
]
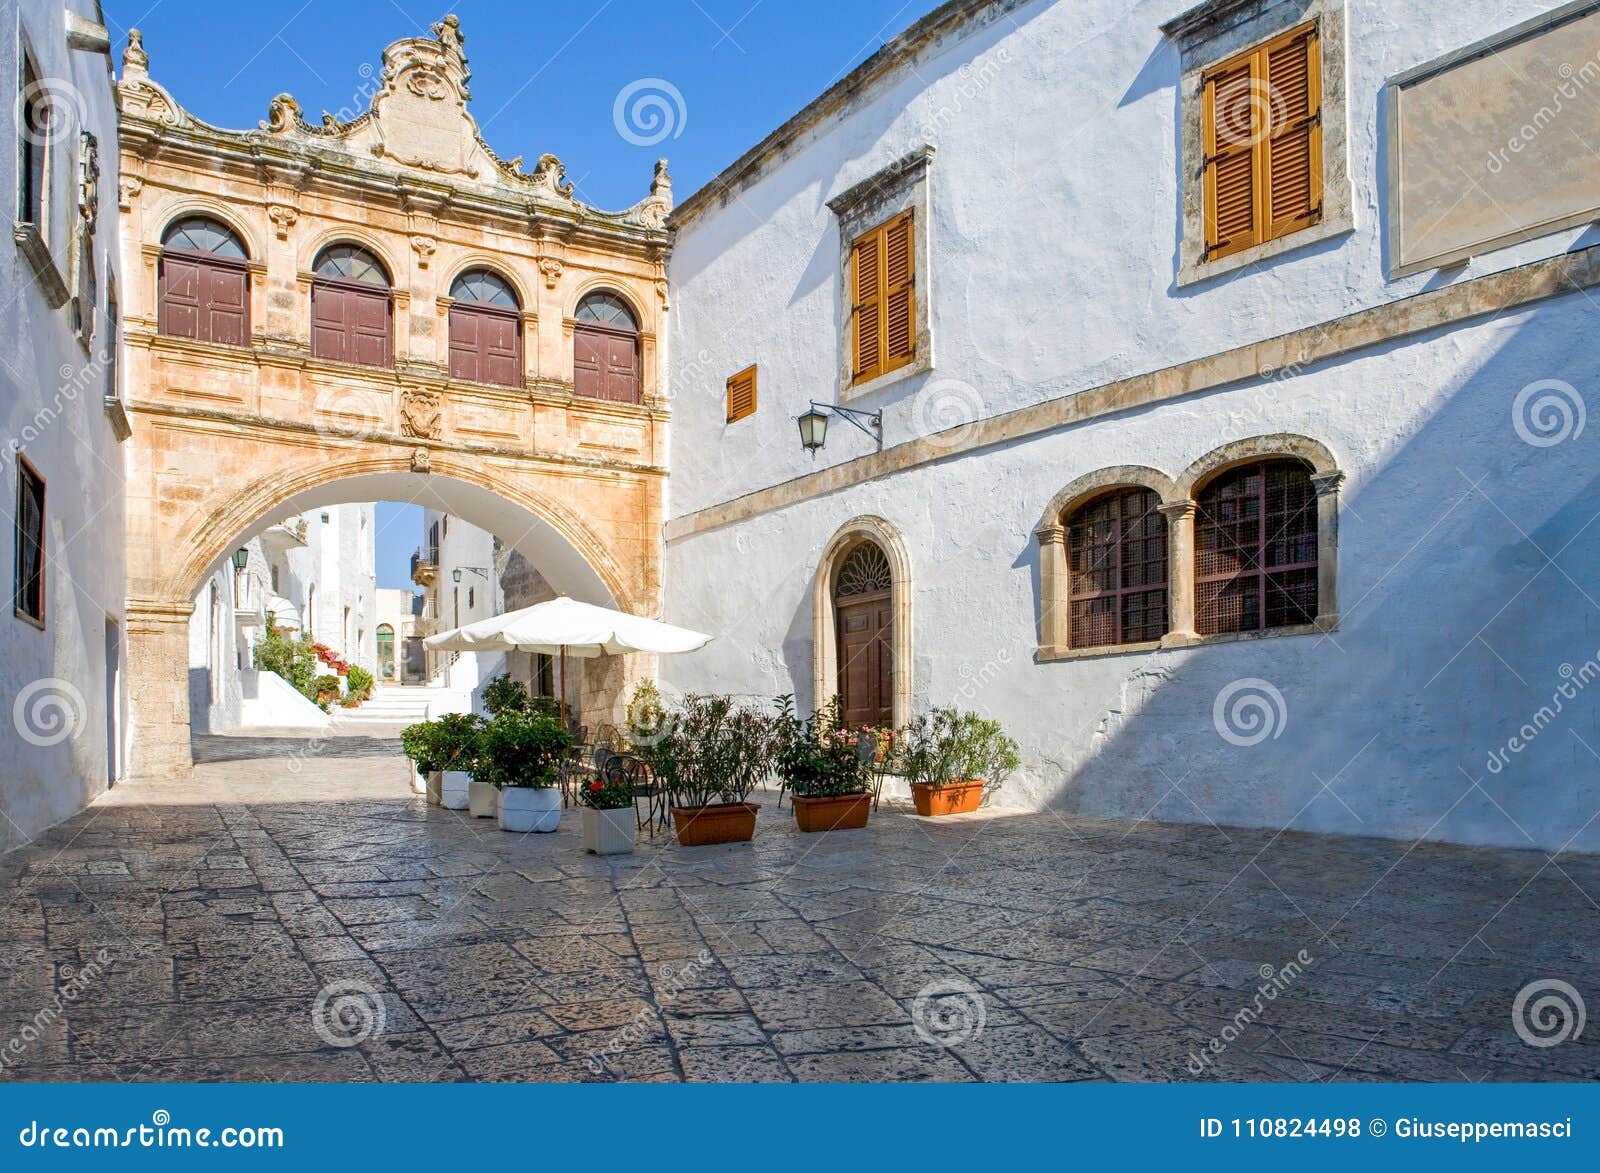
[
  {"xmin": 1203, "ymin": 60, "xmax": 1260, "ymax": 260},
  {"xmin": 1264, "ymin": 25, "xmax": 1321, "ymax": 237},
  {"xmin": 725, "ymin": 365, "xmax": 757, "ymax": 423},
  {"xmin": 882, "ymin": 212, "xmax": 914, "ymax": 372},
  {"xmin": 1202, "ymin": 23, "xmax": 1321, "ymax": 262},
  {"xmin": 851, "ymin": 230, "xmax": 882, "ymax": 382}
]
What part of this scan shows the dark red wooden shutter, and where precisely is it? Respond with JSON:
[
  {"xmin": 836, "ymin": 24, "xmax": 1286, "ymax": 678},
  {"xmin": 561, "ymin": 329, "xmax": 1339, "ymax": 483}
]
[
  {"xmin": 603, "ymin": 334, "xmax": 639, "ymax": 402},
  {"xmin": 448, "ymin": 309, "xmax": 481, "ymax": 383},
  {"xmin": 574, "ymin": 329, "xmax": 604, "ymax": 398},
  {"xmin": 351, "ymin": 289, "xmax": 391, "ymax": 368},
  {"xmin": 158, "ymin": 256, "xmax": 201, "ymax": 340},
  {"xmin": 311, "ymin": 285, "xmax": 349, "ymax": 362},
  {"xmin": 203, "ymin": 265, "xmax": 247, "ymax": 347},
  {"xmin": 482, "ymin": 314, "xmax": 520, "ymax": 387}
]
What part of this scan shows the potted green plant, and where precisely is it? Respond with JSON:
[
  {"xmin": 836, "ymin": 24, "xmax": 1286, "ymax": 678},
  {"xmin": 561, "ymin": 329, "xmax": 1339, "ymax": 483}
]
[
  {"xmin": 476, "ymin": 709, "xmax": 572, "ymax": 833},
  {"xmin": 399, "ymin": 719, "xmax": 439, "ymax": 799},
  {"xmin": 637, "ymin": 695, "xmax": 773, "ymax": 846},
  {"xmin": 579, "ymin": 770, "xmax": 636, "ymax": 855},
  {"xmin": 430, "ymin": 712, "xmax": 482, "ymax": 811},
  {"xmin": 773, "ymin": 695, "xmax": 875, "ymax": 832},
  {"xmin": 900, "ymin": 708, "xmax": 1020, "ymax": 816},
  {"xmin": 483, "ymin": 673, "xmax": 531, "ymax": 716}
]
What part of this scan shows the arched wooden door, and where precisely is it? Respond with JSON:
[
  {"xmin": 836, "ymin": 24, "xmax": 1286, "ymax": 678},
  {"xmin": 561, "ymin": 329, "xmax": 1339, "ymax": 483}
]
[{"xmin": 834, "ymin": 543, "xmax": 894, "ymax": 728}]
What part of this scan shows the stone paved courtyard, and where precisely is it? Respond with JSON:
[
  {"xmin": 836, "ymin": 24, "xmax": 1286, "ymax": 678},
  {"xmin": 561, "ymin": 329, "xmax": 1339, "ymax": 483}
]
[{"xmin": 2, "ymin": 733, "xmax": 1598, "ymax": 1083}]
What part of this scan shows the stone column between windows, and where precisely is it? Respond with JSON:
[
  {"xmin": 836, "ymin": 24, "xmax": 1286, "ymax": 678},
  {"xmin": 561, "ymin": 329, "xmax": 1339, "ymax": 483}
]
[
  {"xmin": 1034, "ymin": 524, "xmax": 1067, "ymax": 653},
  {"xmin": 1158, "ymin": 500, "xmax": 1200, "ymax": 647},
  {"xmin": 1310, "ymin": 471, "xmax": 1344, "ymax": 631}
]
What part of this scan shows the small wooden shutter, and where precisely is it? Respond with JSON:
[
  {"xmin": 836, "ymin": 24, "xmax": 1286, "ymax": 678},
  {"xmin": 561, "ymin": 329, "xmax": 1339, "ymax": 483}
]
[
  {"xmin": 725, "ymin": 365, "xmax": 757, "ymax": 423},
  {"xmin": 482, "ymin": 313, "xmax": 520, "ymax": 387},
  {"xmin": 851, "ymin": 231, "xmax": 881, "ymax": 382},
  {"xmin": 203, "ymin": 265, "xmax": 247, "ymax": 346},
  {"xmin": 1202, "ymin": 22, "xmax": 1321, "ymax": 261},
  {"xmin": 882, "ymin": 212, "xmax": 914, "ymax": 371},
  {"xmin": 311, "ymin": 285, "xmax": 349, "ymax": 362},
  {"xmin": 603, "ymin": 334, "xmax": 640, "ymax": 402},
  {"xmin": 448, "ymin": 308, "xmax": 482, "ymax": 383},
  {"xmin": 158, "ymin": 256, "xmax": 201, "ymax": 340},
  {"xmin": 574, "ymin": 329, "xmax": 604, "ymax": 398},
  {"xmin": 1264, "ymin": 26, "xmax": 1321, "ymax": 237},
  {"xmin": 351, "ymin": 289, "xmax": 391, "ymax": 368}
]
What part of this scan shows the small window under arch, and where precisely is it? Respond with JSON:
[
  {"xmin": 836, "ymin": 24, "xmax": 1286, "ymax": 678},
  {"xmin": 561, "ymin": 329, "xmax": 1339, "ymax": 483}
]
[
  {"xmin": 311, "ymin": 243, "xmax": 392, "ymax": 367},
  {"xmin": 1195, "ymin": 458, "xmax": 1318, "ymax": 635},
  {"xmin": 448, "ymin": 269, "xmax": 521, "ymax": 386},
  {"xmin": 158, "ymin": 216, "xmax": 249, "ymax": 344},
  {"xmin": 573, "ymin": 291, "xmax": 641, "ymax": 403},
  {"xmin": 1066, "ymin": 487, "xmax": 1169, "ymax": 648}
]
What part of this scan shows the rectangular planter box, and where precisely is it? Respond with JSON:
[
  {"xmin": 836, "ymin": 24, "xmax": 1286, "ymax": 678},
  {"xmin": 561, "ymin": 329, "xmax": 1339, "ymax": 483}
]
[
  {"xmin": 440, "ymin": 770, "xmax": 471, "ymax": 810},
  {"xmin": 791, "ymin": 793, "xmax": 871, "ymax": 832},
  {"xmin": 582, "ymin": 806, "xmax": 637, "ymax": 855},
  {"xmin": 670, "ymin": 802, "xmax": 758, "ymax": 846},
  {"xmin": 911, "ymin": 779, "xmax": 985, "ymax": 817},
  {"xmin": 425, "ymin": 770, "xmax": 442, "ymax": 806}
]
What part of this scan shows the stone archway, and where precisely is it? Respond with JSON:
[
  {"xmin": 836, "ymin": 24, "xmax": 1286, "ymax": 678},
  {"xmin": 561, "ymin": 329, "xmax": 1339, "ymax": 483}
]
[{"xmin": 125, "ymin": 432, "xmax": 664, "ymax": 781}]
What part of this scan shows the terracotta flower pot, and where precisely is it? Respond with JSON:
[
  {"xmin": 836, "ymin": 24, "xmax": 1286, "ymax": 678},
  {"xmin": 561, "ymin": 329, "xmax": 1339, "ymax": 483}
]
[
  {"xmin": 791, "ymin": 793, "xmax": 871, "ymax": 832},
  {"xmin": 911, "ymin": 779, "xmax": 985, "ymax": 817},
  {"xmin": 670, "ymin": 802, "xmax": 758, "ymax": 846}
]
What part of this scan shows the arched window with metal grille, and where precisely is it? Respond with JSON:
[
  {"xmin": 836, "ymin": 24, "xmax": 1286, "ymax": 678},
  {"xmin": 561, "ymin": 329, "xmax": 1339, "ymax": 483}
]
[
  {"xmin": 159, "ymin": 217, "xmax": 249, "ymax": 345},
  {"xmin": 1065, "ymin": 487, "xmax": 1168, "ymax": 648},
  {"xmin": 311, "ymin": 244, "xmax": 392, "ymax": 368},
  {"xmin": 1195, "ymin": 458, "xmax": 1319, "ymax": 635}
]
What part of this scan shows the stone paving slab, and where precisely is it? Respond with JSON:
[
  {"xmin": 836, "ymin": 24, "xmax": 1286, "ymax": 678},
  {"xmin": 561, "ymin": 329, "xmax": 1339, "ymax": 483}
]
[{"xmin": 0, "ymin": 733, "xmax": 1597, "ymax": 1083}]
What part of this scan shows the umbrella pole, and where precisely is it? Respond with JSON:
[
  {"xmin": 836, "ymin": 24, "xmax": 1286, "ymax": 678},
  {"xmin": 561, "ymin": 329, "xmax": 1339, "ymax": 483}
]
[{"xmin": 559, "ymin": 645, "xmax": 568, "ymax": 730}]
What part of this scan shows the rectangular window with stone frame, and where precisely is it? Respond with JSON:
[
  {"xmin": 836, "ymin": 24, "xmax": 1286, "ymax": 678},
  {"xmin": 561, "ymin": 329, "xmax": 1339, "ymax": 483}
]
[
  {"xmin": 826, "ymin": 146, "xmax": 935, "ymax": 399},
  {"xmin": 1165, "ymin": 0, "xmax": 1354, "ymax": 285},
  {"xmin": 14, "ymin": 457, "xmax": 46, "ymax": 628}
]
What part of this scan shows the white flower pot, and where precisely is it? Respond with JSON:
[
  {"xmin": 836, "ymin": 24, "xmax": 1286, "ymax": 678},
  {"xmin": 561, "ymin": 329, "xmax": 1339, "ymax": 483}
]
[
  {"xmin": 425, "ymin": 770, "xmax": 442, "ymax": 805},
  {"xmin": 440, "ymin": 770, "xmax": 471, "ymax": 810},
  {"xmin": 468, "ymin": 780, "xmax": 498, "ymax": 818},
  {"xmin": 581, "ymin": 806, "xmax": 637, "ymax": 855},
  {"xmin": 411, "ymin": 762, "xmax": 429, "ymax": 796},
  {"xmin": 498, "ymin": 786, "xmax": 561, "ymax": 833}
]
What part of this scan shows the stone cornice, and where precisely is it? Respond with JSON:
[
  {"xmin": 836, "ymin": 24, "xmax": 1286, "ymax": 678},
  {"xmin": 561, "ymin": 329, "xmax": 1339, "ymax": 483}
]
[{"xmin": 666, "ymin": 241, "xmax": 1600, "ymax": 541}]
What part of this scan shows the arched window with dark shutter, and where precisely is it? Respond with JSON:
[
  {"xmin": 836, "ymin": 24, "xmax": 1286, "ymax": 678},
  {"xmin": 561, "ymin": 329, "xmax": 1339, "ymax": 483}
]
[
  {"xmin": 311, "ymin": 244, "xmax": 392, "ymax": 368},
  {"xmin": 1066, "ymin": 487, "xmax": 1168, "ymax": 648},
  {"xmin": 1195, "ymin": 459, "xmax": 1319, "ymax": 635},
  {"xmin": 448, "ymin": 269, "xmax": 521, "ymax": 387},
  {"xmin": 573, "ymin": 291, "xmax": 640, "ymax": 403},
  {"xmin": 159, "ymin": 217, "xmax": 249, "ymax": 345}
]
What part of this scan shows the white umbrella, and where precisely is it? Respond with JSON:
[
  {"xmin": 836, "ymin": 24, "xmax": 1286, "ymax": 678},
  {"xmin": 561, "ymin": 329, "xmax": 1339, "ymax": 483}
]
[{"xmin": 423, "ymin": 597, "xmax": 711, "ymax": 716}]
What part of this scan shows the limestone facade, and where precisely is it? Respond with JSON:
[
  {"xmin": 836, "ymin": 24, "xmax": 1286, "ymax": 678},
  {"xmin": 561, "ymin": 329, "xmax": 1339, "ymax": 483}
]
[{"xmin": 115, "ymin": 18, "xmax": 670, "ymax": 780}]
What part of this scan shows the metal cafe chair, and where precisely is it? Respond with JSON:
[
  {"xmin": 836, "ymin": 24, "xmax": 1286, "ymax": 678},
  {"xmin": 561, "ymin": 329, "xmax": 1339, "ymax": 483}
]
[{"xmin": 619, "ymin": 755, "xmax": 669, "ymax": 834}]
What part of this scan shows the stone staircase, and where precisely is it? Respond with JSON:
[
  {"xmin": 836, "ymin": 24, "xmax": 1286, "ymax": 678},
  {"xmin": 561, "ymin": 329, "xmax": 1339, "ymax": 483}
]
[{"xmin": 330, "ymin": 684, "xmax": 453, "ymax": 735}]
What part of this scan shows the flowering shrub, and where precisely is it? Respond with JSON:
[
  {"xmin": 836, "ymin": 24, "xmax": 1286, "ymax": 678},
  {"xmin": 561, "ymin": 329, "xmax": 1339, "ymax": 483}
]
[
  {"xmin": 773, "ymin": 695, "xmax": 874, "ymax": 798},
  {"xmin": 580, "ymin": 771, "xmax": 633, "ymax": 811},
  {"xmin": 635, "ymin": 694, "xmax": 774, "ymax": 808}
]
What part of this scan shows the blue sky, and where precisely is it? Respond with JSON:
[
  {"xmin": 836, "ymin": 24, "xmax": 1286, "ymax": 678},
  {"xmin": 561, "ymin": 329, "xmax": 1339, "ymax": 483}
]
[
  {"xmin": 104, "ymin": 0, "xmax": 943, "ymax": 590},
  {"xmin": 102, "ymin": 0, "xmax": 944, "ymax": 212}
]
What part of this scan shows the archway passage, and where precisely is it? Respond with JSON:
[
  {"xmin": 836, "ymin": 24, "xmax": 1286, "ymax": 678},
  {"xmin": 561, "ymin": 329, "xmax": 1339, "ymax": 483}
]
[{"xmin": 125, "ymin": 429, "xmax": 664, "ymax": 781}]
